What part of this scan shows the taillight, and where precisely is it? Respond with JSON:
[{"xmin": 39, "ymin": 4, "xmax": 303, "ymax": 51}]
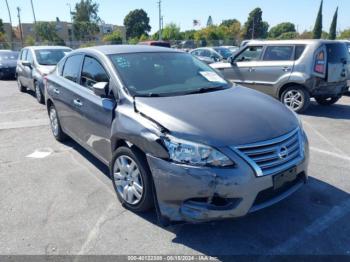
[{"xmin": 314, "ymin": 50, "xmax": 325, "ymax": 74}]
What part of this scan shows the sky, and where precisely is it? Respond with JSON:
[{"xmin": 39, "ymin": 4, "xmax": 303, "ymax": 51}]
[{"xmin": 0, "ymin": 0, "xmax": 349, "ymax": 34}]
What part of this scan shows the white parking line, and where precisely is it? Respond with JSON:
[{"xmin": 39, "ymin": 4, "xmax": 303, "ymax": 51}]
[
  {"xmin": 264, "ymin": 197, "xmax": 350, "ymax": 255},
  {"xmin": 76, "ymin": 202, "xmax": 115, "ymax": 256},
  {"xmin": 311, "ymin": 147, "xmax": 350, "ymax": 162},
  {"xmin": 304, "ymin": 121, "xmax": 346, "ymax": 155},
  {"xmin": 0, "ymin": 119, "xmax": 48, "ymax": 130}
]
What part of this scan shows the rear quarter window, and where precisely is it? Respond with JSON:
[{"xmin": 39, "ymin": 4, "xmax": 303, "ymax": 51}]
[{"xmin": 295, "ymin": 45, "xmax": 306, "ymax": 60}]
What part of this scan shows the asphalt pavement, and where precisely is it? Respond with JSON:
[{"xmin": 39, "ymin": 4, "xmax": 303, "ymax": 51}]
[{"xmin": 0, "ymin": 80, "xmax": 350, "ymax": 257}]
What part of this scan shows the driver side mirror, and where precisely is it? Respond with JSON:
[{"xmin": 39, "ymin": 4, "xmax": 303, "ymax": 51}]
[
  {"xmin": 92, "ymin": 82, "xmax": 109, "ymax": 97},
  {"xmin": 22, "ymin": 61, "xmax": 32, "ymax": 68}
]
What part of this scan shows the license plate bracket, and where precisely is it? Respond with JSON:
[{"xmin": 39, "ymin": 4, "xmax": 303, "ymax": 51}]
[{"xmin": 273, "ymin": 167, "xmax": 297, "ymax": 190}]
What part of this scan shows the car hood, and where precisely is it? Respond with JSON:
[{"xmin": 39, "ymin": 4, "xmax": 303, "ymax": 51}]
[
  {"xmin": 37, "ymin": 65, "xmax": 56, "ymax": 75},
  {"xmin": 0, "ymin": 60, "xmax": 17, "ymax": 68},
  {"xmin": 134, "ymin": 86, "xmax": 299, "ymax": 147}
]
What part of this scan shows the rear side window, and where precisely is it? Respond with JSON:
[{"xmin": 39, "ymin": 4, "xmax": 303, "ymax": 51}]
[
  {"xmin": 26, "ymin": 50, "xmax": 34, "ymax": 64},
  {"xmin": 62, "ymin": 54, "xmax": 83, "ymax": 83},
  {"xmin": 295, "ymin": 45, "xmax": 306, "ymax": 60},
  {"xmin": 326, "ymin": 43, "xmax": 348, "ymax": 63},
  {"xmin": 263, "ymin": 46, "xmax": 293, "ymax": 61},
  {"xmin": 81, "ymin": 56, "xmax": 109, "ymax": 89}
]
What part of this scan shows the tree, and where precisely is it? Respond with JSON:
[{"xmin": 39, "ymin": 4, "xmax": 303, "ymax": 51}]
[
  {"xmin": 0, "ymin": 19, "xmax": 4, "ymax": 33},
  {"xmin": 72, "ymin": 0, "xmax": 100, "ymax": 41},
  {"xmin": 313, "ymin": 0, "xmax": 323, "ymax": 39},
  {"xmin": 24, "ymin": 36, "xmax": 35, "ymax": 46},
  {"xmin": 338, "ymin": 29, "xmax": 350, "ymax": 39},
  {"xmin": 35, "ymin": 22, "xmax": 64, "ymax": 44},
  {"xmin": 206, "ymin": 16, "xmax": 213, "ymax": 27},
  {"xmin": 269, "ymin": 22, "xmax": 296, "ymax": 39},
  {"xmin": 124, "ymin": 9, "xmax": 151, "ymax": 39},
  {"xmin": 278, "ymin": 32, "xmax": 299, "ymax": 40},
  {"xmin": 162, "ymin": 23, "xmax": 181, "ymax": 40},
  {"xmin": 102, "ymin": 29, "xmax": 123, "ymax": 44},
  {"xmin": 242, "ymin": 8, "xmax": 269, "ymax": 39},
  {"xmin": 220, "ymin": 19, "xmax": 240, "ymax": 27},
  {"xmin": 329, "ymin": 7, "xmax": 338, "ymax": 40},
  {"xmin": 299, "ymin": 30, "xmax": 313, "ymax": 39}
]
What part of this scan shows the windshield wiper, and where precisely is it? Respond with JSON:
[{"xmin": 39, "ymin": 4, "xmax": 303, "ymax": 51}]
[
  {"xmin": 186, "ymin": 85, "xmax": 225, "ymax": 95},
  {"xmin": 135, "ymin": 93, "xmax": 161, "ymax": 97}
]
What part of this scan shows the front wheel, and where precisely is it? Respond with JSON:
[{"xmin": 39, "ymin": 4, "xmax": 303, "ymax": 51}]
[
  {"xmin": 281, "ymin": 86, "xmax": 310, "ymax": 113},
  {"xmin": 315, "ymin": 96, "xmax": 341, "ymax": 106},
  {"xmin": 110, "ymin": 146, "xmax": 154, "ymax": 212}
]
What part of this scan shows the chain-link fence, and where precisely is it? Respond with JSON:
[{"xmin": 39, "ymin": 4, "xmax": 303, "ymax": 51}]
[{"xmin": 0, "ymin": 39, "xmax": 241, "ymax": 51}]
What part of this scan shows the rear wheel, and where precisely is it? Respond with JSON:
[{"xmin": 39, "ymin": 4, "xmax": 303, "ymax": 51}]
[
  {"xmin": 281, "ymin": 86, "xmax": 310, "ymax": 113},
  {"xmin": 49, "ymin": 105, "xmax": 67, "ymax": 142},
  {"xmin": 315, "ymin": 96, "xmax": 341, "ymax": 106},
  {"xmin": 17, "ymin": 78, "xmax": 26, "ymax": 92},
  {"xmin": 110, "ymin": 146, "xmax": 154, "ymax": 212},
  {"xmin": 35, "ymin": 81, "xmax": 45, "ymax": 104}
]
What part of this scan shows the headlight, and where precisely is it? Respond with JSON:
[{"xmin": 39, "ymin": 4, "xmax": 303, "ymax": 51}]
[{"xmin": 162, "ymin": 135, "xmax": 234, "ymax": 167}]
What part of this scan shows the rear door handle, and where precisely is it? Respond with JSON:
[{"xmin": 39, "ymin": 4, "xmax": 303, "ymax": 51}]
[
  {"xmin": 73, "ymin": 99, "xmax": 83, "ymax": 107},
  {"xmin": 53, "ymin": 88, "xmax": 60, "ymax": 94},
  {"xmin": 248, "ymin": 67, "xmax": 256, "ymax": 72},
  {"xmin": 282, "ymin": 67, "xmax": 291, "ymax": 72}
]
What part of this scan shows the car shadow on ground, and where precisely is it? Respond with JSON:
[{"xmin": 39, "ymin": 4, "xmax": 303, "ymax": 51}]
[
  {"xmin": 62, "ymin": 137, "xmax": 350, "ymax": 256},
  {"xmin": 304, "ymin": 101, "xmax": 350, "ymax": 120}
]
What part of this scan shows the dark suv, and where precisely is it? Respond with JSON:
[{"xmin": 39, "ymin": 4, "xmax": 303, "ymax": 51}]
[{"xmin": 45, "ymin": 45, "xmax": 309, "ymax": 222}]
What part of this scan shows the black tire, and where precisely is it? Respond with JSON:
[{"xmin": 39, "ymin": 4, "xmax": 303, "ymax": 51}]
[
  {"xmin": 280, "ymin": 86, "xmax": 310, "ymax": 113},
  {"xmin": 315, "ymin": 96, "xmax": 341, "ymax": 106},
  {"xmin": 48, "ymin": 105, "xmax": 67, "ymax": 142},
  {"xmin": 17, "ymin": 78, "xmax": 26, "ymax": 92},
  {"xmin": 34, "ymin": 81, "xmax": 45, "ymax": 104},
  {"xmin": 110, "ymin": 146, "xmax": 154, "ymax": 212}
]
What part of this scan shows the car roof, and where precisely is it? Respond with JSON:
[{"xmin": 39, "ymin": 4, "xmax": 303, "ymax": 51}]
[
  {"xmin": 80, "ymin": 45, "xmax": 181, "ymax": 55},
  {"xmin": 25, "ymin": 46, "xmax": 72, "ymax": 50}
]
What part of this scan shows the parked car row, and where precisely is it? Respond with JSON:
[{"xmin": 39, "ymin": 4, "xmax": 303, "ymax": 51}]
[
  {"xmin": 9, "ymin": 39, "xmax": 348, "ymax": 223},
  {"xmin": 211, "ymin": 40, "xmax": 350, "ymax": 113}
]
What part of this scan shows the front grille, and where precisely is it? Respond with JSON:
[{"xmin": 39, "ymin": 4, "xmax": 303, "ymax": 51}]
[{"xmin": 232, "ymin": 128, "xmax": 304, "ymax": 177}]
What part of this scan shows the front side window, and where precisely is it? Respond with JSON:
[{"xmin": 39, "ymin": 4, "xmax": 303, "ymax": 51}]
[
  {"xmin": 109, "ymin": 52, "xmax": 230, "ymax": 97},
  {"xmin": 235, "ymin": 46, "xmax": 263, "ymax": 62},
  {"xmin": 263, "ymin": 46, "xmax": 294, "ymax": 61},
  {"xmin": 35, "ymin": 49, "xmax": 71, "ymax": 65},
  {"xmin": 21, "ymin": 49, "xmax": 28, "ymax": 60},
  {"xmin": 81, "ymin": 56, "xmax": 109, "ymax": 89},
  {"xmin": 62, "ymin": 54, "xmax": 83, "ymax": 83},
  {"xmin": 26, "ymin": 50, "xmax": 34, "ymax": 64}
]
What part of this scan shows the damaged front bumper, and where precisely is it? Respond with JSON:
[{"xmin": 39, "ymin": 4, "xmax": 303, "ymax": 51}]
[{"xmin": 147, "ymin": 146, "xmax": 309, "ymax": 222}]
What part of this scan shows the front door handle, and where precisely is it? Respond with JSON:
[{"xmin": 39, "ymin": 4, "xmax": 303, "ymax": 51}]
[
  {"xmin": 53, "ymin": 88, "xmax": 60, "ymax": 94},
  {"xmin": 73, "ymin": 99, "xmax": 83, "ymax": 107}
]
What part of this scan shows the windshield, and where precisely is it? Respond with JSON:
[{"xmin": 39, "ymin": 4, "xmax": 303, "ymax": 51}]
[
  {"xmin": 109, "ymin": 52, "xmax": 230, "ymax": 97},
  {"xmin": 0, "ymin": 52, "xmax": 19, "ymax": 61},
  {"xmin": 213, "ymin": 47, "xmax": 232, "ymax": 59},
  {"xmin": 34, "ymin": 49, "xmax": 71, "ymax": 65}
]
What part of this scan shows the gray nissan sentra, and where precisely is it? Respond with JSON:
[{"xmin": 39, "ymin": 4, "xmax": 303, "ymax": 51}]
[{"xmin": 44, "ymin": 45, "xmax": 309, "ymax": 222}]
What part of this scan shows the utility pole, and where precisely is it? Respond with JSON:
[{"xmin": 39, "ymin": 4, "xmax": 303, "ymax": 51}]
[
  {"xmin": 66, "ymin": 3, "xmax": 74, "ymax": 42},
  {"xmin": 4, "ymin": 0, "xmax": 13, "ymax": 49},
  {"xmin": 157, "ymin": 0, "xmax": 162, "ymax": 41},
  {"xmin": 16, "ymin": 7, "xmax": 23, "ymax": 47},
  {"xmin": 30, "ymin": 0, "xmax": 38, "ymax": 42},
  {"xmin": 252, "ymin": 18, "xmax": 255, "ymax": 39}
]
